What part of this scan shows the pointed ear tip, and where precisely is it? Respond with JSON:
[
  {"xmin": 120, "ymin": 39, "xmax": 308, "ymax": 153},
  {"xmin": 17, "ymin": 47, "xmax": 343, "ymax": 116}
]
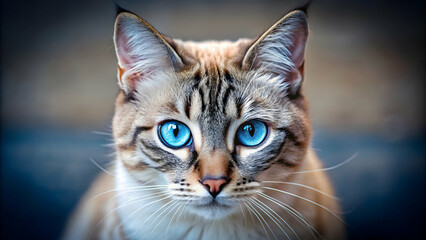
[
  {"xmin": 284, "ymin": 10, "xmax": 309, "ymax": 32},
  {"xmin": 115, "ymin": 11, "xmax": 137, "ymax": 22},
  {"xmin": 114, "ymin": 11, "xmax": 143, "ymax": 33},
  {"xmin": 114, "ymin": 12, "xmax": 136, "ymax": 42},
  {"xmin": 114, "ymin": 3, "xmax": 137, "ymax": 17},
  {"xmin": 115, "ymin": 3, "xmax": 126, "ymax": 15},
  {"xmin": 291, "ymin": 0, "xmax": 312, "ymax": 15},
  {"xmin": 286, "ymin": 0, "xmax": 311, "ymax": 21},
  {"xmin": 287, "ymin": 10, "xmax": 308, "ymax": 21}
]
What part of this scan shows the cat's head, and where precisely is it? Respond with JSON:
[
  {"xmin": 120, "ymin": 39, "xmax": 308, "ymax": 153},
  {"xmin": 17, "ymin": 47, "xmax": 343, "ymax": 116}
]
[{"xmin": 112, "ymin": 8, "xmax": 310, "ymax": 219}]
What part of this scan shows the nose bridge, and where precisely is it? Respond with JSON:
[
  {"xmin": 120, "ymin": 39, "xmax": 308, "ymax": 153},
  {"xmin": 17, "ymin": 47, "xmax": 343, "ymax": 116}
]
[
  {"xmin": 200, "ymin": 104, "xmax": 227, "ymax": 149},
  {"xmin": 197, "ymin": 149, "xmax": 231, "ymax": 179}
]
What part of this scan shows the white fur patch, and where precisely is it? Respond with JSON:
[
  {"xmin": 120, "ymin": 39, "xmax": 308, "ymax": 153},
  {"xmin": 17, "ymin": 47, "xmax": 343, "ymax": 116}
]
[{"xmin": 115, "ymin": 161, "xmax": 265, "ymax": 240}]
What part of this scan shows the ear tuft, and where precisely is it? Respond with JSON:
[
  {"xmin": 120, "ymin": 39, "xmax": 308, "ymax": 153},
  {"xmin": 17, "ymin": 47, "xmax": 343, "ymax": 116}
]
[
  {"xmin": 291, "ymin": 0, "xmax": 312, "ymax": 16},
  {"xmin": 114, "ymin": 2, "xmax": 137, "ymax": 18}
]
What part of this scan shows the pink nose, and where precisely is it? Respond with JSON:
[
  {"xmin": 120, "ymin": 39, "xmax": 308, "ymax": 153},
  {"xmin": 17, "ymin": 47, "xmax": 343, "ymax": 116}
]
[{"xmin": 201, "ymin": 177, "xmax": 229, "ymax": 198}]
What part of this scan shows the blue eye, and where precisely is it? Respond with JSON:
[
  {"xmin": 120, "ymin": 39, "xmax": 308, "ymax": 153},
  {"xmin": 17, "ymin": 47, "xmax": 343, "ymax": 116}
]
[
  {"xmin": 158, "ymin": 120, "xmax": 192, "ymax": 148},
  {"xmin": 236, "ymin": 120, "xmax": 268, "ymax": 147}
]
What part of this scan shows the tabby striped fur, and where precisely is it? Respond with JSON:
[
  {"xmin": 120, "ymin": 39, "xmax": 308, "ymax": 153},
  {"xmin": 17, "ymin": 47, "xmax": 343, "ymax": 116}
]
[{"xmin": 63, "ymin": 7, "xmax": 345, "ymax": 240}]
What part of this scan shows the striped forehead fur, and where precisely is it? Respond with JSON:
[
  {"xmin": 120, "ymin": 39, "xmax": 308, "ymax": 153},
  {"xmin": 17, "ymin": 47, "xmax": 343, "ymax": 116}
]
[
  {"xmin": 112, "ymin": 9, "xmax": 311, "ymax": 191},
  {"xmin": 112, "ymin": 13, "xmax": 308, "ymax": 177}
]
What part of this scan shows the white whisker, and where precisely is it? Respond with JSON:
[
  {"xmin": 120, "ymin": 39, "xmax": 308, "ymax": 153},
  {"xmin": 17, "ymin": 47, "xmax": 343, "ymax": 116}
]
[
  {"xmin": 115, "ymin": 195, "xmax": 172, "ymax": 233},
  {"xmin": 101, "ymin": 143, "xmax": 116, "ymax": 148},
  {"xmin": 244, "ymin": 202, "xmax": 256, "ymax": 229},
  {"xmin": 89, "ymin": 158, "xmax": 115, "ymax": 177},
  {"xmin": 88, "ymin": 185, "xmax": 169, "ymax": 201},
  {"xmin": 113, "ymin": 186, "xmax": 169, "ymax": 199},
  {"xmin": 182, "ymin": 202, "xmax": 189, "ymax": 221},
  {"xmin": 291, "ymin": 152, "xmax": 358, "ymax": 175},
  {"xmin": 244, "ymin": 202, "xmax": 275, "ymax": 240},
  {"xmin": 258, "ymin": 192, "xmax": 322, "ymax": 240},
  {"xmin": 139, "ymin": 199, "xmax": 175, "ymax": 227},
  {"xmin": 261, "ymin": 181, "xmax": 340, "ymax": 200},
  {"xmin": 148, "ymin": 200, "xmax": 180, "ymax": 239},
  {"xmin": 253, "ymin": 197, "xmax": 297, "ymax": 240},
  {"xmin": 261, "ymin": 186, "xmax": 345, "ymax": 223},
  {"xmin": 164, "ymin": 202, "xmax": 185, "ymax": 240},
  {"xmin": 239, "ymin": 203, "xmax": 247, "ymax": 230},
  {"xmin": 243, "ymin": 203, "xmax": 269, "ymax": 240},
  {"xmin": 250, "ymin": 198, "xmax": 290, "ymax": 240},
  {"xmin": 176, "ymin": 200, "xmax": 189, "ymax": 223},
  {"xmin": 93, "ymin": 191, "xmax": 168, "ymax": 232},
  {"xmin": 92, "ymin": 130, "xmax": 112, "ymax": 136}
]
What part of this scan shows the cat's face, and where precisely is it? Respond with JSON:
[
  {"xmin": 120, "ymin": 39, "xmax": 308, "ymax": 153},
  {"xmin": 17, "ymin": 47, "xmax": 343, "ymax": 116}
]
[{"xmin": 112, "ymin": 10, "xmax": 310, "ymax": 219}]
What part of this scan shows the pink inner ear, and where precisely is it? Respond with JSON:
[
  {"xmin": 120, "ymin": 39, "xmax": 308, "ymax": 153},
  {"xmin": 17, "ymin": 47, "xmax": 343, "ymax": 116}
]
[
  {"xmin": 118, "ymin": 64, "xmax": 157, "ymax": 93},
  {"xmin": 289, "ymin": 29, "xmax": 307, "ymax": 68},
  {"xmin": 116, "ymin": 32, "xmax": 135, "ymax": 71},
  {"xmin": 118, "ymin": 64, "xmax": 143, "ymax": 92},
  {"xmin": 115, "ymin": 31, "xmax": 147, "ymax": 92}
]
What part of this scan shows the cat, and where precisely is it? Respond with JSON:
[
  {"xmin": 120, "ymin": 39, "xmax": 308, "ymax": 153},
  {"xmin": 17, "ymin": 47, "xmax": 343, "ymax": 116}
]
[{"xmin": 63, "ymin": 5, "xmax": 345, "ymax": 240}]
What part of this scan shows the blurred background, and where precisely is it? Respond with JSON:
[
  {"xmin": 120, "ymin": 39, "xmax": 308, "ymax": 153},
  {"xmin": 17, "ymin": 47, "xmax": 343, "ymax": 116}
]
[{"xmin": 1, "ymin": 0, "xmax": 424, "ymax": 239}]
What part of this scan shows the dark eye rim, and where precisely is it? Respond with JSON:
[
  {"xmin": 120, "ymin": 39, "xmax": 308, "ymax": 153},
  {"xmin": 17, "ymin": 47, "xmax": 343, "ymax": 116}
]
[
  {"xmin": 235, "ymin": 119, "xmax": 269, "ymax": 147},
  {"xmin": 157, "ymin": 120, "xmax": 193, "ymax": 149}
]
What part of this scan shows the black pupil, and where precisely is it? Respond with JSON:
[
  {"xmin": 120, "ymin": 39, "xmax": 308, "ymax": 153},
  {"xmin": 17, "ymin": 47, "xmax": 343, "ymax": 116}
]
[
  {"xmin": 245, "ymin": 123, "xmax": 255, "ymax": 137},
  {"xmin": 172, "ymin": 124, "xmax": 179, "ymax": 137}
]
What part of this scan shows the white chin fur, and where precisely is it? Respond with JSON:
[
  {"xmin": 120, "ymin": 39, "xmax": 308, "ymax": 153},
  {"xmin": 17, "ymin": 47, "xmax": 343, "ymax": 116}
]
[{"xmin": 187, "ymin": 203, "xmax": 238, "ymax": 220}]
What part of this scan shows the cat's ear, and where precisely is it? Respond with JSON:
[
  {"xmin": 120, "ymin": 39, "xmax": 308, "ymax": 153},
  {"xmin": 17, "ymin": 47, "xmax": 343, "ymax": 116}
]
[
  {"xmin": 113, "ymin": 12, "xmax": 183, "ymax": 94},
  {"xmin": 242, "ymin": 10, "xmax": 308, "ymax": 96}
]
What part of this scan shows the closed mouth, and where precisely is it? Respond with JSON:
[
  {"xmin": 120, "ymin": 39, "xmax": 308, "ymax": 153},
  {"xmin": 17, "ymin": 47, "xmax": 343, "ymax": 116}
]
[{"xmin": 194, "ymin": 199, "xmax": 231, "ymax": 208}]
